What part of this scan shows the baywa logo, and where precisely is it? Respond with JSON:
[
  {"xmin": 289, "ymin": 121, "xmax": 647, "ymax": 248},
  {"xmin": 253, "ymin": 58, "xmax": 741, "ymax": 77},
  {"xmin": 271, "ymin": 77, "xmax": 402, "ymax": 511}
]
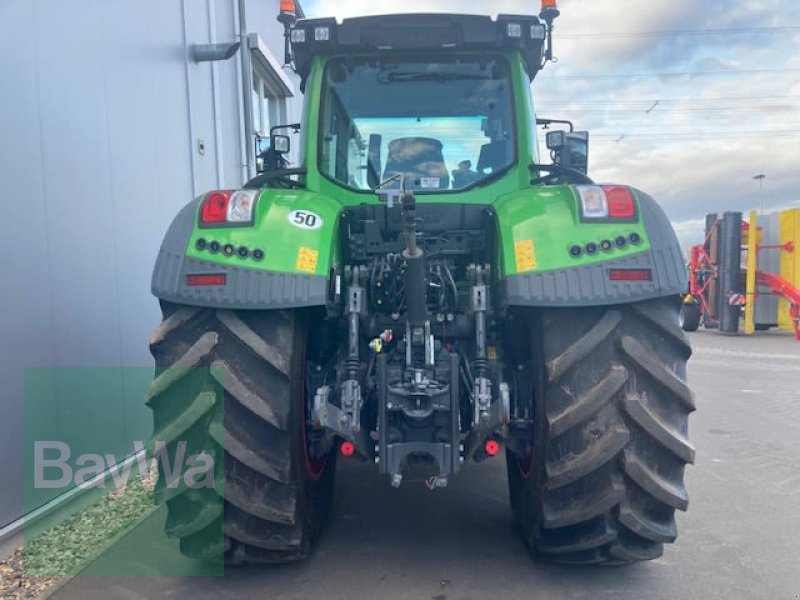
[{"xmin": 33, "ymin": 441, "xmax": 215, "ymax": 491}]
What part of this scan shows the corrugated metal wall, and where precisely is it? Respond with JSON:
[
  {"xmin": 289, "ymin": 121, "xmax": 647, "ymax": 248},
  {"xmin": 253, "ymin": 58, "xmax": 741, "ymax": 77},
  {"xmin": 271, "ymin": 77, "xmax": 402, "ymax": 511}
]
[{"xmin": 0, "ymin": 0, "xmax": 300, "ymax": 527}]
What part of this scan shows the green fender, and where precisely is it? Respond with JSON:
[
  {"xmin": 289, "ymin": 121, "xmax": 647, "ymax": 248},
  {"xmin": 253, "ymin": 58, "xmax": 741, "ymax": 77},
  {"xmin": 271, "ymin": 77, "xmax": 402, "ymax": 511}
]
[
  {"xmin": 493, "ymin": 185, "xmax": 687, "ymax": 307},
  {"xmin": 151, "ymin": 189, "xmax": 341, "ymax": 309}
]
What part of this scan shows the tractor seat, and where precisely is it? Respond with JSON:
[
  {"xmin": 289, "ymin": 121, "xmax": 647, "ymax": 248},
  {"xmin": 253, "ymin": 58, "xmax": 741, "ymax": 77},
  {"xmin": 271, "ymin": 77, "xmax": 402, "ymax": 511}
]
[{"xmin": 382, "ymin": 137, "xmax": 450, "ymax": 190}]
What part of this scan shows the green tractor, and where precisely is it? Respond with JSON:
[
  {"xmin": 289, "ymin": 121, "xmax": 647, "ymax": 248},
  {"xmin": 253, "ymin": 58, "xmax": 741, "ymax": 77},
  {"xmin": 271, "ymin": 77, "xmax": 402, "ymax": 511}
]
[{"xmin": 147, "ymin": 2, "xmax": 694, "ymax": 566}]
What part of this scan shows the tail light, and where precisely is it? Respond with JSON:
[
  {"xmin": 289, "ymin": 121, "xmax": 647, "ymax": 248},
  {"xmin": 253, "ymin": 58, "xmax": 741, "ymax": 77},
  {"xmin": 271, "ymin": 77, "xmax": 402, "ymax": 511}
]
[
  {"xmin": 605, "ymin": 186, "xmax": 636, "ymax": 218},
  {"xmin": 199, "ymin": 190, "xmax": 258, "ymax": 226},
  {"xmin": 200, "ymin": 191, "xmax": 231, "ymax": 224},
  {"xmin": 576, "ymin": 186, "xmax": 638, "ymax": 221}
]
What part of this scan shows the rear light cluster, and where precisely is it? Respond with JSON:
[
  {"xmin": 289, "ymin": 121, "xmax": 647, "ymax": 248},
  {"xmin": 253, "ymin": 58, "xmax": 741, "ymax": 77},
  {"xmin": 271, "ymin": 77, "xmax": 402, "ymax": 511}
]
[
  {"xmin": 576, "ymin": 185, "xmax": 638, "ymax": 221},
  {"xmin": 199, "ymin": 190, "xmax": 258, "ymax": 226}
]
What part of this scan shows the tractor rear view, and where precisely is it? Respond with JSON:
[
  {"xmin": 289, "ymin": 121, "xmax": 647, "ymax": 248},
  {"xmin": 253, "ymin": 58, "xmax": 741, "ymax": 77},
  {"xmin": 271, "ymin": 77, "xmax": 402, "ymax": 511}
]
[{"xmin": 147, "ymin": 1, "xmax": 694, "ymax": 566}]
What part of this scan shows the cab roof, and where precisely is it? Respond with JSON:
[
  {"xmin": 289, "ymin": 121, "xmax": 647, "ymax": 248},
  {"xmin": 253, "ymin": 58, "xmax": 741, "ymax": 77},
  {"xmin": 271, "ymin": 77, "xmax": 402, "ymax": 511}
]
[{"xmin": 291, "ymin": 13, "xmax": 546, "ymax": 84}]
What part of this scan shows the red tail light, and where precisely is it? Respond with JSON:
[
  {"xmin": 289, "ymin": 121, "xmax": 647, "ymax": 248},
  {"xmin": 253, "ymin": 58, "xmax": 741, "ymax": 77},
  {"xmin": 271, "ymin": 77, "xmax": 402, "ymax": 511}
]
[
  {"xmin": 604, "ymin": 186, "xmax": 636, "ymax": 219},
  {"xmin": 200, "ymin": 191, "xmax": 232, "ymax": 224},
  {"xmin": 609, "ymin": 269, "xmax": 652, "ymax": 282},
  {"xmin": 340, "ymin": 441, "xmax": 355, "ymax": 457}
]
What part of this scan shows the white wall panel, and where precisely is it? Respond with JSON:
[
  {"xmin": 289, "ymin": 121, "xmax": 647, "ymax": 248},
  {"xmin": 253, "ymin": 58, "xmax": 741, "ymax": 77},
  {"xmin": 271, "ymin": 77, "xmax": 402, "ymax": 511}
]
[{"xmin": 0, "ymin": 0, "xmax": 303, "ymax": 528}]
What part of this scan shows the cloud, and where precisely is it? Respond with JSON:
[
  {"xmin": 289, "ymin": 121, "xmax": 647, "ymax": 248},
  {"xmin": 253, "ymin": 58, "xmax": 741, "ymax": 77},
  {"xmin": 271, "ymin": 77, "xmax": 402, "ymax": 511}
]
[{"xmin": 305, "ymin": 0, "xmax": 800, "ymax": 245}]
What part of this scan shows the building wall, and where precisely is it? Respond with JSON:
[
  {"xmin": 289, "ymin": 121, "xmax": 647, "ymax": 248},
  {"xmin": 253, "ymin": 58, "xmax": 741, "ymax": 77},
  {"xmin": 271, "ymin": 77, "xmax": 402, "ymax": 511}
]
[{"xmin": 0, "ymin": 0, "xmax": 301, "ymax": 528}]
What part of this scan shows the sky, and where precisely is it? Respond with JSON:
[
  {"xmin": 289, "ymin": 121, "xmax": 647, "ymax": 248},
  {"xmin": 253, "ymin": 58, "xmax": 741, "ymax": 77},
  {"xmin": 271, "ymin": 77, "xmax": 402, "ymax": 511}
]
[{"xmin": 301, "ymin": 0, "xmax": 800, "ymax": 249}]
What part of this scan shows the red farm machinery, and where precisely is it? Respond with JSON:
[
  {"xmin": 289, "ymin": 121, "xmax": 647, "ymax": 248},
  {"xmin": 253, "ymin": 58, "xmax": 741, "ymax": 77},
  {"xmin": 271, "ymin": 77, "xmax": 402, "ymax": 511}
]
[{"xmin": 682, "ymin": 208, "xmax": 800, "ymax": 340}]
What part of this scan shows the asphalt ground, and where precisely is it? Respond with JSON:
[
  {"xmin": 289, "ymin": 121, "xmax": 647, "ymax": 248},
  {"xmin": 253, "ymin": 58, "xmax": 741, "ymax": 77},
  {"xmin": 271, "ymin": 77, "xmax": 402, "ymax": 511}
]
[{"xmin": 52, "ymin": 330, "xmax": 800, "ymax": 600}]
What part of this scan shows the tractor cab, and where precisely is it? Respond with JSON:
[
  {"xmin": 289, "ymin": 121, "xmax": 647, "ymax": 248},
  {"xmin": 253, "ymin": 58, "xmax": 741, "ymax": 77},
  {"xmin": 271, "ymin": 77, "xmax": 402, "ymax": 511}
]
[{"xmin": 259, "ymin": 6, "xmax": 592, "ymax": 192}]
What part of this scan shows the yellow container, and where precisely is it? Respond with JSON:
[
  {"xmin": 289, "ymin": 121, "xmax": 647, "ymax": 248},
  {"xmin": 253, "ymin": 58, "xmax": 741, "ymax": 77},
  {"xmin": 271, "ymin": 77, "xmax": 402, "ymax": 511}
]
[{"xmin": 778, "ymin": 208, "xmax": 800, "ymax": 331}]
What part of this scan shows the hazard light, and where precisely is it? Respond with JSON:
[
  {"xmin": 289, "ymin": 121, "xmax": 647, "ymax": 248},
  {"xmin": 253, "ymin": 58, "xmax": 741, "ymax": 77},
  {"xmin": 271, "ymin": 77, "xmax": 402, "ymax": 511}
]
[
  {"xmin": 279, "ymin": 0, "xmax": 296, "ymax": 19},
  {"xmin": 540, "ymin": 0, "xmax": 560, "ymax": 20}
]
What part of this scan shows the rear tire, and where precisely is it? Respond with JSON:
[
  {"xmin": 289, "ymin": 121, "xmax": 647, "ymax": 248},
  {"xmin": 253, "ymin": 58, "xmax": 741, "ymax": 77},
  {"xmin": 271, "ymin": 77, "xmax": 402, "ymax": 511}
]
[
  {"xmin": 147, "ymin": 306, "xmax": 336, "ymax": 564},
  {"xmin": 680, "ymin": 302, "xmax": 701, "ymax": 332},
  {"xmin": 507, "ymin": 297, "xmax": 694, "ymax": 565}
]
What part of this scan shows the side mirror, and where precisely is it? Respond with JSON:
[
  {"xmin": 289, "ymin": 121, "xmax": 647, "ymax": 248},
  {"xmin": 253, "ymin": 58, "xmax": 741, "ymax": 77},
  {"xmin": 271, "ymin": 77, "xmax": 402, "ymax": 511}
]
[
  {"xmin": 255, "ymin": 134, "xmax": 290, "ymax": 174},
  {"xmin": 546, "ymin": 130, "xmax": 589, "ymax": 175},
  {"xmin": 272, "ymin": 134, "xmax": 291, "ymax": 154}
]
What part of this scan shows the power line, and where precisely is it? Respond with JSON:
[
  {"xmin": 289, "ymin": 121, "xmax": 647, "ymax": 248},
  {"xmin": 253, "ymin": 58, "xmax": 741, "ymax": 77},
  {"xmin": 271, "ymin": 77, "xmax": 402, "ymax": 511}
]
[
  {"xmin": 536, "ymin": 94, "xmax": 800, "ymax": 105},
  {"xmin": 590, "ymin": 130, "xmax": 800, "ymax": 140},
  {"xmin": 544, "ymin": 68, "xmax": 800, "ymax": 80},
  {"xmin": 559, "ymin": 26, "xmax": 800, "ymax": 39},
  {"xmin": 550, "ymin": 106, "xmax": 800, "ymax": 113}
]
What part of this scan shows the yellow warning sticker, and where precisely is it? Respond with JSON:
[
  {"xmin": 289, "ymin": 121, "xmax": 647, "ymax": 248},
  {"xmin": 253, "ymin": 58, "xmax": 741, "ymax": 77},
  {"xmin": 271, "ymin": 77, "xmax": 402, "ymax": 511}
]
[
  {"xmin": 514, "ymin": 239, "xmax": 537, "ymax": 272},
  {"xmin": 296, "ymin": 246, "xmax": 319, "ymax": 273}
]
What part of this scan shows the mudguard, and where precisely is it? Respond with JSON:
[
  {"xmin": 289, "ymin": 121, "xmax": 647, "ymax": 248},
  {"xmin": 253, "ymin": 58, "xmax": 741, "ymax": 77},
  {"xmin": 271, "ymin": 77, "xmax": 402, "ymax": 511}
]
[
  {"xmin": 151, "ymin": 189, "xmax": 340, "ymax": 309},
  {"xmin": 495, "ymin": 186, "xmax": 686, "ymax": 307}
]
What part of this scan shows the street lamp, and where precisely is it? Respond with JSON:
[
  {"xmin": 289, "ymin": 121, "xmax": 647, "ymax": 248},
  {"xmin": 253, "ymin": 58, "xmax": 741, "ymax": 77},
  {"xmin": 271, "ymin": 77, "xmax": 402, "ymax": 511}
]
[{"xmin": 752, "ymin": 174, "xmax": 766, "ymax": 215}]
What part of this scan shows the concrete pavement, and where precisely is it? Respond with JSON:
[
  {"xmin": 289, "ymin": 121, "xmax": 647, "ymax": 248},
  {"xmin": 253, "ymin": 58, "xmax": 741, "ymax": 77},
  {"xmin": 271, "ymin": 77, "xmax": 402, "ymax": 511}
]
[{"xmin": 52, "ymin": 330, "xmax": 800, "ymax": 600}]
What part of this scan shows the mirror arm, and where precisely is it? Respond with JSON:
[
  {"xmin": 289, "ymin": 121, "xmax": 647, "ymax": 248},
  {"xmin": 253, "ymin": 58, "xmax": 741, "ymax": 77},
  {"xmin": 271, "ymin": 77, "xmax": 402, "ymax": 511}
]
[
  {"xmin": 536, "ymin": 117, "xmax": 574, "ymax": 132},
  {"xmin": 529, "ymin": 163, "xmax": 594, "ymax": 186},
  {"xmin": 270, "ymin": 123, "xmax": 302, "ymax": 136},
  {"xmin": 243, "ymin": 167, "xmax": 307, "ymax": 189}
]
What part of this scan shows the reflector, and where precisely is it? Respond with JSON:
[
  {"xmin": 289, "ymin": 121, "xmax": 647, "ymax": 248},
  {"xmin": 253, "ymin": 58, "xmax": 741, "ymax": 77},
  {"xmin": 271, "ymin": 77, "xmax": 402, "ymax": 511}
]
[
  {"xmin": 609, "ymin": 269, "xmax": 652, "ymax": 282},
  {"xmin": 485, "ymin": 439, "xmax": 500, "ymax": 456},
  {"xmin": 186, "ymin": 274, "xmax": 227, "ymax": 286}
]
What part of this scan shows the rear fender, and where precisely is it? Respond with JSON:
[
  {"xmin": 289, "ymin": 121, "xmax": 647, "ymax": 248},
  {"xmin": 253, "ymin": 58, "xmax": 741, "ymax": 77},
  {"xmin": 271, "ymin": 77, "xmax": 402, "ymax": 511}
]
[
  {"xmin": 151, "ymin": 189, "xmax": 340, "ymax": 309},
  {"xmin": 494, "ymin": 185, "xmax": 686, "ymax": 307}
]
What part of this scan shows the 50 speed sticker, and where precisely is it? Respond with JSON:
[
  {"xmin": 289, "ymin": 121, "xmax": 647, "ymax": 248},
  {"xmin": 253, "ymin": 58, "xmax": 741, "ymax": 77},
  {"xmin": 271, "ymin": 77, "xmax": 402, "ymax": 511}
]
[{"xmin": 287, "ymin": 210, "xmax": 323, "ymax": 230}]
